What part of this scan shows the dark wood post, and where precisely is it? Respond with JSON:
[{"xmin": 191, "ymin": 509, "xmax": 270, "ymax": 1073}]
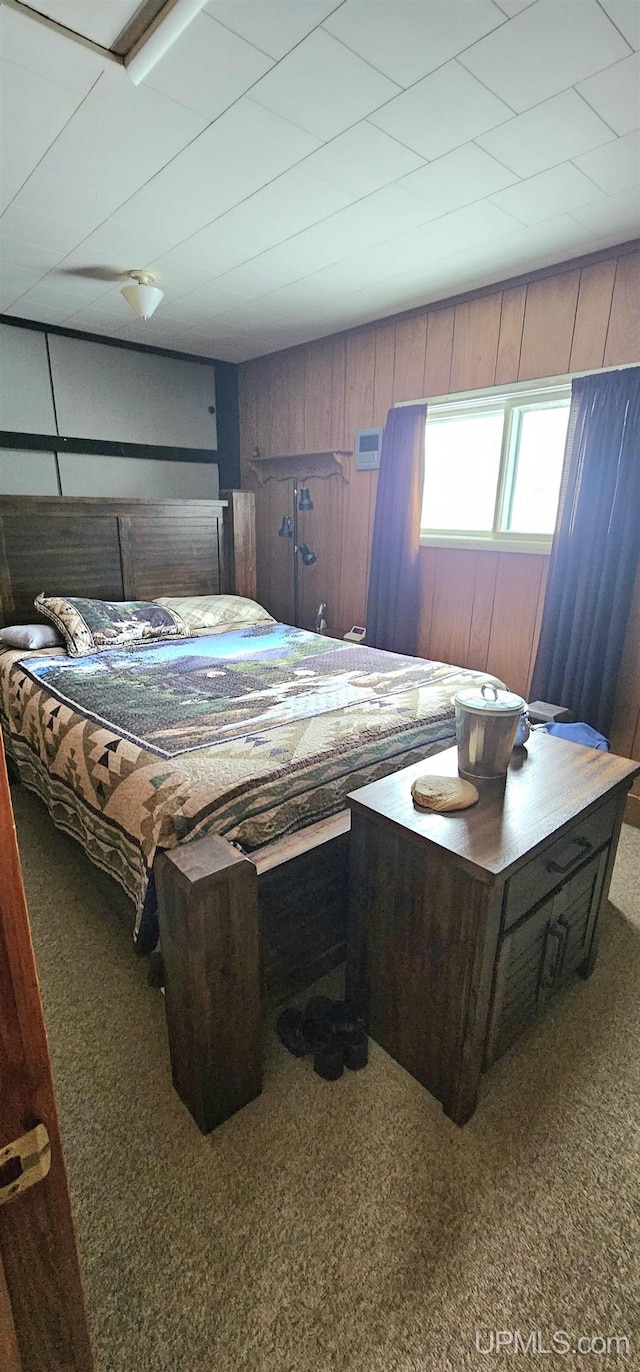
[
  {"xmin": 220, "ymin": 490, "xmax": 257, "ymax": 601},
  {"xmin": 155, "ymin": 835, "xmax": 262, "ymax": 1133}
]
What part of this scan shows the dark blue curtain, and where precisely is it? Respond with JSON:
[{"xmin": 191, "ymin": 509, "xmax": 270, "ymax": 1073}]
[
  {"xmin": 366, "ymin": 403, "xmax": 426, "ymax": 655},
  {"xmin": 530, "ymin": 366, "xmax": 640, "ymax": 735}
]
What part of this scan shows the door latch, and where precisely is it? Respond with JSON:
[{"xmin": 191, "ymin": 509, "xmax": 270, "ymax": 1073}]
[{"xmin": 0, "ymin": 1125, "xmax": 51, "ymax": 1207}]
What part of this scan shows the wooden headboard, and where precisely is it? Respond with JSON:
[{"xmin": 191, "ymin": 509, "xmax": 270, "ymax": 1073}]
[{"xmin": 0, "ymin": 491, "xmax": 256, "ymax": 627}]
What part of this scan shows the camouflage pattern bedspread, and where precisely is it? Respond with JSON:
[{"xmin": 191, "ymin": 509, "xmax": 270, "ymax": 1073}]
[{"xmin": 0, "ymin": 624, "xmax": 500, "ymax": 949}]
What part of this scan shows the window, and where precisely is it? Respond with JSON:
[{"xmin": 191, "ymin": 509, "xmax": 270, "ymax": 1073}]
[{"xmin": 420, "ymin": 381, "xmax": 571, "ymax": 552}]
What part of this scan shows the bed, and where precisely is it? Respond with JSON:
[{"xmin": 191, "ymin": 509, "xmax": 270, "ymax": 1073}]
[{"xmin": 0, "ymin": 494, "xmax": 501, "ymax": 1132}]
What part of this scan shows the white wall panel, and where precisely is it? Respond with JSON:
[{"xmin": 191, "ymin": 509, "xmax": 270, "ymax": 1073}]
[
  {"xmin": 58, "ymin": 452, "xmax": 219, "ymax": 499},
  {"xmin": 48, "ymin": 334, "xmax": 218, "ymax": 449},
  {"xmin": 0, "ymin": 325, "xmax": 56, "ymax": 432},
  {"xmin": 0, "ymin": 448, "xmax": 58, "ymax": 494}
]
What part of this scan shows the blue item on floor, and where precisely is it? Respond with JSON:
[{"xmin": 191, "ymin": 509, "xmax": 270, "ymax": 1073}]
[{"xmin": 544, "ymin": 722, "xmax": 609, "ymax": 751}]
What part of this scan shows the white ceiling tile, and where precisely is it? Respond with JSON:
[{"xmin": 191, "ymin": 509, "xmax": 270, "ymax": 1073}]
[
  {"xmin": 477, "ymin": 89, "xmax": 617, "ymax": 178},
  {"xmin": 400, "ymin": 143, "xmax": 519, "ymax": 212},
  {"xmin": 116, "ymin": 99, "xmax": 320, "ymax": 236},
  {"xmin": 143, "ymin": 12, "xmax": 273, "ymax": 119},
  {"xmin": 460, "ymin": 1, "xmax": 631, "ymax": 112},
  {"xmin": 13, "ymin": 173, "xmax": 122, "ymax": 231},
  {"xmin": 204, "ymin": 1, "xmax": 342, "ymax": 60},
  {"xmin": 577, "ymin": 51, "xmax": 640, "ymax": 136},
  {"xmin": 22, "ymin": 1, "xmax": 137, "ymax": 47},
  {"xmin": 200, "ymin": 167, "xmax": 354, "ymax": 257},
  {"xmin": 570, "ymin": 185, "xmax": 640, "ymax": 235},
  {"xmin": 597, "ymin": 1, "xmax": 640, "ymax": 50},
  {"xmin": 0, "ymin": 204, "xmax": 85, "ymax": 256},
  {"xmin": 251, "ymin": 184, "xmax": 439, "ymax": 282},
  {"xmin": 368, "ymin": 60, "xmax": 513, "ymax": 160},
  {"xmin": 0, "ymin": 5, "xmax": 106, "ymax": 95},
  {"xmin": 573, "ymin": 130, "xmax": 640, "ymax": 193},
  {"xmin": 59, "ymin": 305, "xmax": 124, "ymax": 332},
  {"xmin": 209, "ymin": 297, "xmax": 300, "ymax": 327},
  {"xmin": 208, "ymin": 336, "xmax": 256, "ymax": 361},
  {"xmin": 252, "ymin": 249, "xmax": 402, "ymax": 309},
  {"xmin": 111, "ymin": 150, "xmax": 232, "ymax": 240},
  {"xmin": 390, "ymin": 199, "xmax": 524, "ymax": 265},
  {"xmin": 70, "ymin": 218, "xmax": 180, "ymax": 267},
  {"xmin": 0, "ymin": 59, "xmax": 85, "ymax": 185},
  {"xmin": 0, "ymin": 262, "xmax": 48, "ymax": 301},
  {"xmin": 159, "ymin": 234, "xmax": 254, "ymax": 277},
  {"xmin": 0, "ymin": 5, "xmax": 107, "ymax": 92},
  {"xmin": 243, "ymin": 276, "xmax": 339, "ymax": 312},
  {"xmin": 0, "ymin": 183, "xmax": 21, "ymax": 215},
  {"xmin": 0, "ymin": 204, "xmax": 87, "ymax": 254},
  {"xmin": 64, "ymin": 287, "xmax": 135, "ymax": 320},
  {"xmin": 8, "ymin": 280, "xmax": 100, "ymax": 319},
  {"xmin": 202, "ymin": 264, "xmax": 284, "ymax": 299},
  {"xmin": 323, "ymin": 0, "xmax": 505, "ymax": 87},
  {"xmin": 0, "ymin": 235, "xmax": 61, "ymax": 272},
  {"xmin": 501, "ymin": 212, "xmax": 600, "ymax": 257},
  {"xmin": 489, "ymin": 162, "xmax": 605, "ymax": 223},
  {"xmin": 247, "ymin": 28, "xmax": 400, "ymax": 140},
  {"xmin": 299, "ymin": 121, "xmax": 424, "ymax": 197},
  {"xmin": 5, "ymin": 300, "xmax": 73, "ymax": 325},
  {"xmin": 0, "ymin": 287, "xmax": 32, "ymax": 312},
  {"xmin": 151, "ymin": 287, "xmax": 243, "ymax": 320},
  {"xmin": 492, "ymin": 0, "xmax": 536, "ymax": 14},
  {"xmin": 141, "ymin": 257, "xmax": 217, "ymax": 294},
  {"xmin": 37, "ymin": 67, "xmax": 207, "ymax": 202},
  {"xmin": 33, "ymin": 257, "xmax": 121, "ymax": 301},
  {"xmin": 272, "ymin": 199, "xmax": 522, "ymax": 310}
]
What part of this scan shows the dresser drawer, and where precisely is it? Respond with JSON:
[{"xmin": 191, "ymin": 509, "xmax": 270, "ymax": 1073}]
[{"xmin": 503, "ymin": 795, "xmax": 619, "ymax": 932}]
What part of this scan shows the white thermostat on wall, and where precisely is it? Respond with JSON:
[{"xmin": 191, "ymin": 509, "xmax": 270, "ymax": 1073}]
[
  {"xmin": 354, "ymin": 426, "xmax": 383, "ymax": 470},
  {"xmin": 344, "ymin": 626, "xmax": 367, "ymax": 643}
]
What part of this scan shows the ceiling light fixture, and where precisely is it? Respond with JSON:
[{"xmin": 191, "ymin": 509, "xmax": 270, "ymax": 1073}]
[
  {"xmin": 121, "ymin": 271, "xmax": 164, "ymax": 320},
  {"xmin": 125, "ymin": 0, "xmax": 210, "ymax": 86}
]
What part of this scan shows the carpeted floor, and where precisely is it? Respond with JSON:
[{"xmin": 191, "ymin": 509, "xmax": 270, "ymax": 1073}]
[{"xmin": 12, "ymin": 784, "xmax": 640, "ymax": 1372}]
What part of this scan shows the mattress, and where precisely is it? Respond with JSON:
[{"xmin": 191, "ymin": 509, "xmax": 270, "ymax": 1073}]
[{"xmin": 1, "ymin": 623, "xmax": 500, "ymax": 949}]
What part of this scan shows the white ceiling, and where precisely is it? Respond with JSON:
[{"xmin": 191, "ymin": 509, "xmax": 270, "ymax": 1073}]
[{"xmin": 0, "ymin": 0, "xmax": 638, "ymax": 362}]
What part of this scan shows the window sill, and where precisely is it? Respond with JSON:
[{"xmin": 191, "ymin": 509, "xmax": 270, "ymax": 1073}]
[{"xmin": 419, "ymin": 534, "xmax": 552, "ymax": 555}]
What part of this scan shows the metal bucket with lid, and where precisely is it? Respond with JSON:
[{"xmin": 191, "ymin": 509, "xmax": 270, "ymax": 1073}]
[{"xmin": 454, "ymin": 682, "xmax": 526, "ymax": 781}]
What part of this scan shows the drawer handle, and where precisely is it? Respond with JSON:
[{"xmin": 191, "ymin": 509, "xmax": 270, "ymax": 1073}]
[
  {"xmin": 545, "ymin": 835, "xmax": 592, "ymax": 875},
  {"xmin": 545, "ymin": 918, "xmax": 569, "ymax": 985}
]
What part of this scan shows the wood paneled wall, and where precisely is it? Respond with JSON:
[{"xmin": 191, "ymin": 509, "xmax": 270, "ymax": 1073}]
[{"xmin": 239, "ymin": 244, "xmax": 640, "ymax": 759}]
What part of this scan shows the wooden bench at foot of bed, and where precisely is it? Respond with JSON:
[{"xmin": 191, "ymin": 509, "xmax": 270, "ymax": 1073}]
[{"xmin": 155, "ymin": 813, "xmax": 350, "ymax": 1132}]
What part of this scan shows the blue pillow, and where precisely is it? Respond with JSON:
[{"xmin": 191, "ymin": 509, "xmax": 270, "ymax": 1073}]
[{"xmin": 545, "ymin": 722, "xmax": 609, "ymax": 751}]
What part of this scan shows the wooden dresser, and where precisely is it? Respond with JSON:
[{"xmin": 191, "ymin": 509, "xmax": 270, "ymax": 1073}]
[{"xmin": 346, "ymin": 732, "xmax": 640, "ymax": 1125}]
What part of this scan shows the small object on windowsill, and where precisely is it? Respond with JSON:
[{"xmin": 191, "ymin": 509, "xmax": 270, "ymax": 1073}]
[
  {"xmin": 411, "ymin": 775, "xmax": 479, "ymax": 812},
  {"xmin": 528, "ymin": 700, "xmax": 574, "ymax": 726},
  {"xmin": 315, "ymin": 602, "xmax": 327, "ymax": 634},
  {"xmin": 344, "ymin": 625, "xmax": 366, "ymax": 643}
]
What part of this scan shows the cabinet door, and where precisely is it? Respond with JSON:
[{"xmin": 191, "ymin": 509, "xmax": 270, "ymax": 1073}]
[
  {"xmin": 539, "ymin": 849, "xmax": 607, "ymax": 998},
  {"xmin": 485, "ymin": 894, "xmax": 555, "ymax": 1067},
  {"xmin": 485, "ymin": 849, "xmax": 608, "ymax": 1068}
]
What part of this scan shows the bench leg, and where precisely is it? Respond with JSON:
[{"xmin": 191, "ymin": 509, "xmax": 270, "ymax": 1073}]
[{"xmin": 155, "ymin": 835, "xmax": 262, "ymax": 1132}]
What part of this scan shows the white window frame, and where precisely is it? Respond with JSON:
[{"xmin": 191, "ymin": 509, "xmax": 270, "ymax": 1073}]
[{"xmin": 417, "ymin": 377, "xmax": 572, "ymax": 555}]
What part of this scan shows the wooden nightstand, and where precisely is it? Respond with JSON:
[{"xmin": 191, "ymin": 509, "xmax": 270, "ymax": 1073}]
[{"xmin": 346, "ymin": 732, "xmax": 640, "ymax": 1125}]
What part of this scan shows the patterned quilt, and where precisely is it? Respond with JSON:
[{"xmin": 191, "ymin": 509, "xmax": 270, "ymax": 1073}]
[{"xmin": 1, "ymin": 624, "xmax": 500, "ymax": 950}]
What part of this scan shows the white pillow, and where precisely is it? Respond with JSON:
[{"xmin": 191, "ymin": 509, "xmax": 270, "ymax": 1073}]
[{"xmin": 0, "ymin": 623, "xmax": 64, "ymax": 650}]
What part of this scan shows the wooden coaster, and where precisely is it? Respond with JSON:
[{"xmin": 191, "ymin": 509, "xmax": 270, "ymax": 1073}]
[{"xmin": 411, "ymin": 774, "xmax": 479, "ymax": 812}]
